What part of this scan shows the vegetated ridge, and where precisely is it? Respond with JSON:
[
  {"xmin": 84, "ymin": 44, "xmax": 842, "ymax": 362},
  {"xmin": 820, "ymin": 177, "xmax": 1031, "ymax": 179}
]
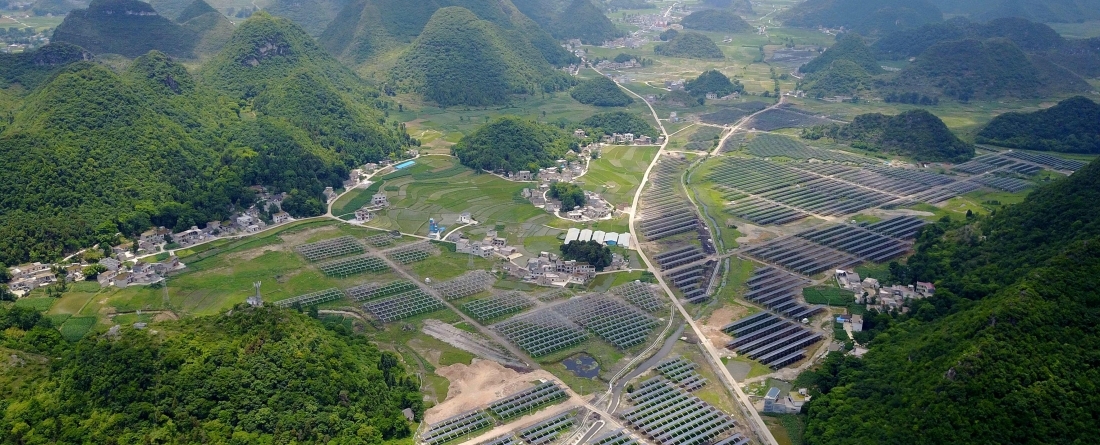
[
  {"xmin": 571, "ymin": 75, "xmax": 633, "ymax": 106},
  {"xmin": 679, "ymin": 8, "xmax": 752, "ymax": 34},
  {"xmin": 0, "ymin": 306, "xmax": 424, "ymax": 443},
  {"xmin": 51, "ymin": 0, "xmax": 201, "ymax": 58},
  {"xmin": 977, "ymin": 96, "xmax": 1100, "ymax": 153},
  {"xmin": 581, "ymin": 111, "xmax": 658, "ymax": 137},
  {"xmin": 802, "ymin": 109, "xmax": 975, "ymax": 162},
  {"xmin": 801, "ymin": 34, "xmax": 883, "ymax": 75},
  {"xmin": 801, "ymin": 157, "xmax": 1100, "ymax": 444},
  {"xmin": 545, "ymin": 0, "xmax": 626, "ymax": 44},
  {"xmin": 654, "ymin": 31, "xmax": 724, "ymax": 59},
  {"xmin": 779, "ymin": 0, "xmax": 943, "ymax": 35},
  {"xmin": 452, "ymin": 116, "xmax": 578, "ymax": 174},
  {"xmin": 0, "ymin": 14, "xmax": 412, "ymax": 266},
  {"xmin": 699, "ymin": 0, "xmax": 754, "ymax": 14},
  {"xmin": 927, "ymin": 0, "xmax": 1100, "ymax": 23},
  {"xmin": 685, "ymin": 69, "xmax": 745, "ymax": 99},
  {"xmin": 389, "ymin": 6, "xmax": 575, "ymax": 106}
]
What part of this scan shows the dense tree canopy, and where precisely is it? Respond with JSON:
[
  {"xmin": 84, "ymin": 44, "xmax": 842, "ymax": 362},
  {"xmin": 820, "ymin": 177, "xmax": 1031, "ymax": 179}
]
[
  {"xmin": 559, "ymin": 240, "xmax": 612, "ymax": 271},
  {"xmin": 548, "ymin": 182, "xmax": 587, "ymax": 210},
  {"xmin": 684, "ymin": 69, "xmax": 744, "ymax": 99},
  {"xmin": 801, "ymin": 110, "xmax": 974, "ymax": 162},
  {"xmin": 570, "ymin": 75, "xmax": 633, "ymax": 106},
  {"xmin": 654, "ymin": 32, "xmax": 724, "ymax": 59},
  {"xmin": 52, "ymin": 0, "xmax": 201, "ymax": 58},
  {"xmin": 453, "ymin": 117, "xmax": 577, "ymax": 173},
  {"xmin": 801, "ymin": 158, "xmax": 1100, "ymax": 444},
  {"xmin": 778, "ymin": 0, "xmax": 943, "ymax": 35},
  {"xmin": 680, "ymin": 9, "xmax": 752, "ymax": 33},
  {"xmin": 580, "ymin": 111, "xmax": 658, "ymax": 137},
  {"xmin": 0, "ymin": 307, "xmax": 422, "ymax": 444},
  {"xmin": 976, "ymin": 96, "xmax": 1100, "ymax": 153},
  {"xmin": 800, "ymin": 34, "xmax": 883, "ymax": 75}
]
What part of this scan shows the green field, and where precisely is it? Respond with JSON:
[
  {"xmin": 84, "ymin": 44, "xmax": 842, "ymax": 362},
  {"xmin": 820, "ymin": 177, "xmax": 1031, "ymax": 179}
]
[
  {"xmin": 584, "ymin": 145, "xmax": 659, "ymax": 207},
  {"xmin": 14, "ymin": 297, "xmax": 55, "ymax": 311},
  {"xmin": 803, "ymin": 286, "xmax": 853, "ymax": 306},
  {"xmin": 59, "ymin": 317, "xmax": 97, "ymax": 342}
]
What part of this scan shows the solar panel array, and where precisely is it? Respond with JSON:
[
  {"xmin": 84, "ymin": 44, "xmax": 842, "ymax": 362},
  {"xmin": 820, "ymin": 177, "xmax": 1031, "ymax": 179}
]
[
  {"xmin": 970, "ymin": 176, "xmax": 1033, "ymax": 193},
  {"xmin": 366, "ymin": 232, "xmax": 399, "ymax": 247},
  {"xmin": 722, "ymin": 312, "xmax": 823, "ymax": 369},
  {"xmin": 494, "ymin": 310, "xmax": 589, "ymax": 357},
  {"xmin": 654, "ymin": 246, "xmax": 706, "ymax": 271},
  {"xmin": 609, "ymin": 281, "xmax": 666, "ymax": 312},
  {"xmin": 742, "ymin": 267, "xmax": 823, "ymax": 320},
  {"xmin": 346, "ymin": 280, "xmax": 417, "ymax": 302},
  {"xmin": 590, "ymin": 429, "xmax": 641, "ymax": 445},
  {"xmin": 655, "ymin": 358, "xmax": 707, "ymax": 391},
  {"xmin": 434, "ymin": 270, "xmax": 496, "ymax": 300},
  {"xmin": 464, "ymin": 292, "xmax": 535, "ymax": 322},
  {"xmin": 553, "ymin": 295, "xmax": 658, "ymax": 349},
  {"xmin": 387, "ymin": 242, "xmax": 436, "ymax": 264},
  {"xmin": 487, "ymin": 381, "xmax": 568, "ymax": 420},
  {"xmin": 363, "ymin": 288, "xmax": 443, "ymax": 322},
  {"xmin": 746, "ymin": 133, "xmax": 871, "ymax": 164},
  {"xmin": 639, "ymin": 158, "xmax": 704, "ymax": 241},
  {"xmin": 621, "ymin": 377, "xmax": 737, "ymax": 445},
  {"xmin": 796, "ymin": 224, "xmax": 912, "ymax": 263},
  {"xmin": 317, "ymin": 254, "xmax": 389, "ymax": 277},
  {"xmin": 744, "ymin": 237, "xmax": 860, "ymax": 275},
  {"xmin": 296, "ymin": 236, "xmax": 364, "ymax": 262},
  {"xmin": 665, "ymin": 260, "xmax": 715, "ymax": 304},
  {"xmin": 714, "ymin": 434, "xmax": 750, "ymax": 445},
  {"xmin": 273, "ymin": 288, "xmax": 345, "ymax": 308},
  {"xmin": 518, "ymin": 410, "xmax": 579, "ymax": 445},
  {"xmin": 536, "ymin": 288, "xmax": 572, "ymax": 302},
  {"xmin": 1003, "ymin": 151, "xmax": 1086, "ymax": 171},
  {"xmin": 863, "ymin": 216, "xmax": 928, "ymax": 239},
  {"xmin": 421, "ymin": 409, "xmax": 493, "ymax": 445},
  {"xmin": 480, "ymin": 435, "xmax": 521, "ymax": 445}
]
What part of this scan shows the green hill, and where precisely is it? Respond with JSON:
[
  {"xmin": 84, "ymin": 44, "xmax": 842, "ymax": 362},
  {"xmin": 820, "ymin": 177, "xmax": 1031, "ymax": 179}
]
[
  {"xmin": 685, "ymin": 69, "xmax": 744, "ymax": 98},
  {"xmin": 0, "ymin": 15, "xmax": 411, "ymax": 266},
  {"xmin": 264, "ymin": 0, "xmax": 352, "ymax": 37},
  {"xmin": 547, "ymin": 0, "xmax": 624, "ymax": 44},
  {"xmin": 30, "ymin": 0, "xmax": 87, "ymax": 15},
  {"xmin": 874, "ymin": 17, "xmax": 1068, "ymax": 60},
  {"xmin": 580, "ymin": 111, "xmax": 657, "ymax": 137},
  {"xmin": 800, "ymin": 34, "xmax": 883, "ymax": 75},
  {"xmin": 51, "ymin": 0, "xmax": 200, "ymax": 58},
  {"xmin": 802, "ymin": 59, "xmax": 874, "ymax": 96},
  {"xmin": 928, "ymin": 0, "xmax": 1100, "ymax": 23},
  {"xmin": 679, "ymin": 9, "xmax": 752, "ymax": 33},
  {"xmin": 570, "ymin": 75, "xmax": 633, "ymax": 106},
  {"xmin": 0, "ymin": 306, "xmax": 422, "ymax": 443},
  {"xmin": 319, "ymin": 0, "xmax": 573, "ymax": 66},
  {"xmin": 699, "ymin": 0, "xmax": 754, "ymax": 14},
  {"xmin": 174, "ymin": 0, "xmax": 218, "ymax": 22},
  {"xmin": 778, "ymin": 0, "xmax": 943, "ymax": 35},
  {"xmin": 802, "ymin": 158, "xmax": 1100, "ymax": 444},
  {"xmin": 892, "ymin": 38, "xmax": 1089, "ymax": 100},
  {"xmin": 654, "ymin": 32, "xmax": 724, "ymax": 59},
  {"xmin": 805, "ymin": 109, "xmax": 974, "ymax": 162},
  {"xmin": 390, "ymin": 7, "xmax": 574, "ymax": 107},
  {"xmin": 453, "ymin": 116, "xmax": 577, "ymax": 173},
  {"xmin": 977, "ymin": 96, "xmax": 1100, "ymax": 153}
]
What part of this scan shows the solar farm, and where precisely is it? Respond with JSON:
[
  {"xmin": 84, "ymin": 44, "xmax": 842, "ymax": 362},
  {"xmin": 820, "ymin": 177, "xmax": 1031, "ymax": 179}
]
[
  {"xmin": 493, "ymin": 310, "xmax": 590, "ymax": 357},
  {"xmin": 317, "ymin": 254, "xmax": 389, "ymax": 277},
  {"xmin": 638, "ymin": 157, "xmax": 705, "ymax": 242},
  {"xmin": 295, "ymin": 236, "xmax": 364, "ymax": 262},
  {"xmin": 362, "ymin": 288, "xmax": 443, "ymax": 322},
  {"xmin": 741, "ymin": 267, "xmax": 822, "ymax": 320},
  {"xmin": 488, "ymin": 381, "xmax": 569, "ymax": 421},
  {"xmin": 434, "ymin": 270, "xmax": 496, "ymax": 300},
  {"xmin": 618, "ymin": 376, "xmax": 739, "ymax": 445},
  {"xmin": 346, "ymin": 280, "xmax": 417, "ymax": 302},
  {"xmin": 655, "ymin": 358, "xmax": 708, "ymax": 392},
  {"xmin": 273, "ymin": 288, "xmax": 345, "ymax": 308},
  {"xmin": 721, "ymin": 312, "xmax": 823, "ymax": 369},
  {"xmin": 387, "ymin": 242, "xmax": 437, "ymax": 264},
  {"xmin": 745, "ymin": 134, "xmax": 870, "ymax": 164},
  {"xmin": 609, "ymin": 282, "xmax": 665, "ymax": 312},
  {"xmin": 553, "ymin": 295, "xmax": 658, "ymax": 349},
  {"xmin": 463, "ymin": 292, "xmax": 535, "ymax": 321}
]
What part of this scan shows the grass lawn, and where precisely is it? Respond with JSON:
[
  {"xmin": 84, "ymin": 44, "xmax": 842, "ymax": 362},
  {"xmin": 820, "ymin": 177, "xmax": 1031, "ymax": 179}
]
[
  {"xmin": 13, "ymin": 297, "xmax": 55, "ymax": 311},
  {"xmin": 802, "ymin": 286, "xmax": 853, "ymax": 306},
  {"xmin": 583, "ymin": 146, "xmax": 659, "ymax": 207},
  {"xmin": 60, "ymin": 317, "xmax": 97, "ymax": 342}
]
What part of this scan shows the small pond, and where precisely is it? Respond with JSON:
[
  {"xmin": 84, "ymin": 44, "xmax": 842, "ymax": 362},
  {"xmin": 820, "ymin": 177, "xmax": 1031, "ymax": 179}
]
[{"xmin": 563, "ymin": 354, "xmax": 600, "ymax": 378}]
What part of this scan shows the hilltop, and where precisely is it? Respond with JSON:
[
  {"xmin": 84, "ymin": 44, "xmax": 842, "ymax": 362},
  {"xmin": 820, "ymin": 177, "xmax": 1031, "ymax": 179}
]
[
  {"xmin": 0, "ymin": 15, "xmax": 411, "ymax": 266},
  {"xmin": 779, "ymin": 0, "xmax": 943, "ymax": 35},
  {"xmin": 453, "ymin": 116, "xmax": 577, "ymax": 173},
  {"xmin": 679, "ymin": 9, "xmax": 752, "ymax": 34},
  {"xmin": 655, "ymin": 32, "xmax": 724, "ymax": 59},
  {"xmin": 685, "ymin": 69, "xmax": 744, "ymax": 99},
  {"xmin": 0, "ymin": 307, "xmax": 422, "ymax": 443},
  {"xmin": 802, "ymin": 158, "xmax": 1100, "ymax": 444},
  {"xmin": 699, "ymin": 0, "xmax": 753, "ymax": 14},
  {"xmin": 319, "ymin": 0, "xmax": 573, "ymax": 66},
  {"xmin": 800, "ymin": 34, "xmax": 882, "ymax": 75},
  {"xmin": 874, "ymin": 17, "xmax": 1068, "ymax": 59},
  {"xmin": 570, "ymin": 75, "xmax": 633, "ymax": 106},
  {"xmin": 891, "ymin": 38, "xmax": 1089, "ymax": 101},
  {"xmin": 51, "ymin": 0, "xmax": 200, "ymax": 58},
  {"xmin": 581, "ymin": 111, "xmax": 658, "ymax": 138},
  {"xmin": 928, "ymin": 0, "xmax": 1100, "ymax": 23},
  {"xmin": 547, "ymin": 0, "xmax": 625, "ymax": 44},
  {"xmin": 389, "ymin": 7, "xmax": 574, "ymax": 107},
  {"xmin": 977, "ymin": 96, "xmax": 1100, "ymax": 153},
  {"xmin": 803, "ymin": 109, "xmax": 974, "ymax": 162}
]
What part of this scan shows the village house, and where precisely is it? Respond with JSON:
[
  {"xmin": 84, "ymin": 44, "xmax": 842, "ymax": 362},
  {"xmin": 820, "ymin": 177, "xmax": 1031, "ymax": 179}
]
[
  {"xmin": 355, "ymin": 208, "xmax": 375, "ymax": 222},
  {"xmin": 272, "ymin": 212, "xmax": 291, "ymax": 224},
  {"xmin": 323, "ymin": 187, "xmax": 337, "ymax": 202},
  {"xmin": 573, "ymin": 129, "xmax": 587, "ymax": 138},
  {"xmin": 371, "ymin": 192, "xmax": 389, "ymax": 207},
  {"xmin": 916, "ymin": 282, "xmax": 935, "ymax": 297}
]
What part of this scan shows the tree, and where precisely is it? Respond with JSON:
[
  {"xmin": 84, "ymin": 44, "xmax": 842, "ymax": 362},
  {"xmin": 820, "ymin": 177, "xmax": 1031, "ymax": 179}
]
[
  {"xmin": 82, "ymin": 264, "xmax": 108, "ymax": 280},
  {"xmin": 559, "ymin": 240, "xmax": 613, "ymax": 271},
  {"xmin": 548, "ymin": 183, "xmax": 587, "ymax": 210},
  {"xmin": 0, "ymin": 264, "xmax": 10, "ymax": 283}
]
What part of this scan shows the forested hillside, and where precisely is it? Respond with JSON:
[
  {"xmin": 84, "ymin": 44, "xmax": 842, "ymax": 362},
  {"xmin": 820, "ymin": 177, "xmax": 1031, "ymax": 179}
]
[
  {"xmin": 685, "ymin": 69, "xmax": 744, "ymax": 98},
  {"xmin": 802, "ymin": 110, "xmax": 974, "ymax": 162},
  {"xmin": 390, "ymin": 7, "xmax": 574, "ymax": 106},
  {"xmin": 679, "ymin": 9, "xmax": 752, "ymax": 33},
  {"xmin": 699, "ymin": 0, "xmax": 753, "ymax": 14},
  {"xmin": 581, "ymin": 111, "xmax": 657, "ymax": 137},
  {"xmin": 977, "ymin": 96, "xmax": 1100, "ymax": 153},
  {"xmin": 51, "ymin": 0, "xmax": 201, "ymax": 58},
  {"xmin": 571, "ymin": 75, "xmax": 633, "ymax": 106},
  {"xmin": 778, "ymin": 0, "xmax": 943, "ymax": 35},
  {"xmin": 453, "ymin": 117, "xmax": 577, "ymax": 173},
  {"xmin": 320, "ymin": 0, "xmax": 573, "ymax": 66},
  {"xmin": 928, "ymin": 0, "xmax": 1100, "ymax": 23},
  {"xmin": 0, "ymin": 14, "xmax": 412, "ymax": 266},
  {"xmin": 800, "ymin": 35, "xmax": 882, "ymax": 75},
  {"xmin": 801, "ymin": 159, "xmax": 1100, "ymax": 444},
  {"xmin": 873, "ymin": 17, "xmax": 1067, "ymax": 59},
  {"xmin": 0, "ymin": 306, "xmax": 423, "ymax": 443},
  {"xmin": 655, "ymin": 32, "xmax": 724, "ymax": 59},
  {"xmin": 264, "ymin": 0, "xmax": 353, "ymax": 36}
]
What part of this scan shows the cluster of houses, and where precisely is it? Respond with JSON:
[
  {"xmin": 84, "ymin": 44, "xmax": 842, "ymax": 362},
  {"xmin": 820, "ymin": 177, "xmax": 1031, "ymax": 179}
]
[
  {"xmin": 95, "ymin": 255, "xmax": 185, "ymax": 289},
  {"xmin": 5, "ymin": 263, "xmax": 57, "ymax": 295},
  {"xmin": 499, "ymin": 251, "xmax": 626, "ymax": 287},
  {"xmin": 599, "ymin": 133, "xmax": 658, "ymax": 145},
  {"xmin": 354, "ymin": 192, "xmax": 390, "ymax": 223},
  {"xmin": 455, "ymin": 230, "xmax": 519, "ymax": 260},
  {"xmin": 564, "ymin": 228, "xmax": 632, "ymax": 249},
  {"xmin": 5, "ymin": 251, "xmax": 188, "ymax": 296},
  {"xmin": 762, "ymin": 387, "xmax": 810, "ymax": 414},
  {"xmin": 835, "ymin": 269, "xmax": 936, "ymax": 314},
  {"xmin": 522, "ymin": 187, "xmax": 615, "ymax": 221},
  {"xmin": 595, "ymin": 58, "xmax": 643, "ymax": 70}
]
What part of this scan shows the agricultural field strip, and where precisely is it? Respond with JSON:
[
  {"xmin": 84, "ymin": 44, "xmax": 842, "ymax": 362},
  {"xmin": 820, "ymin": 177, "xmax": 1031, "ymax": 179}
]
[{"xmin": 619, "ymin": 376, "xmax": 738, "ymax": 445}]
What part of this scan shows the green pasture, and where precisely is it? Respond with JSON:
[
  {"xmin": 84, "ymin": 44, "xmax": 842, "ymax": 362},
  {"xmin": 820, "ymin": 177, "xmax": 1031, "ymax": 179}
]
[{"xmin": 584, "ymin": 145, "xmax": 659, "ymax": 206}]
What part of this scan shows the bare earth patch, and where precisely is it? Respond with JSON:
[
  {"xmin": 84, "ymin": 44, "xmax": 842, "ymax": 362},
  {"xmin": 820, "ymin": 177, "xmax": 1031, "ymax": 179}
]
[
  {"xmin": 278, "ymin": 225, "xmax": 341, "ymax": 247},
  {"xmin": 424, "ymin": 360, "xmax": 561, "ymax": 424},
  {"xmin": 701, "ymin": 305, "xmax": 747, "ymax": 352}
]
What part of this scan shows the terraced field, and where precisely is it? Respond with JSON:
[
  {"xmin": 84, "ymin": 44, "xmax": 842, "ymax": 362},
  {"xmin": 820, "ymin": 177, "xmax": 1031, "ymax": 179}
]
[{"xmin": 584, "ymin": 146, "xmax": 660, "ymax": 207}]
